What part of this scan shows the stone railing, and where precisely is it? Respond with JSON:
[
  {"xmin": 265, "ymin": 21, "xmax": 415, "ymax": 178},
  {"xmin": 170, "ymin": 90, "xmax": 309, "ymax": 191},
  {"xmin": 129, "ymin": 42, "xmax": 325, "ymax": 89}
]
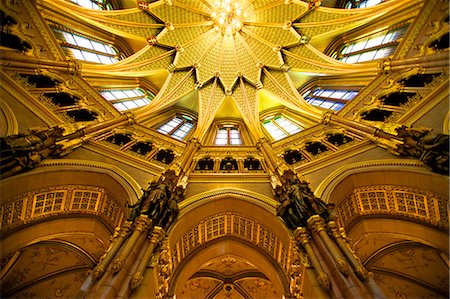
[
  {"xmin": 0, "ymin": 185, "xmax": 124, "ymax": 233},
  {"xmin": 336, "ymin": 185, "xmax": 448, "ymax": 228}
]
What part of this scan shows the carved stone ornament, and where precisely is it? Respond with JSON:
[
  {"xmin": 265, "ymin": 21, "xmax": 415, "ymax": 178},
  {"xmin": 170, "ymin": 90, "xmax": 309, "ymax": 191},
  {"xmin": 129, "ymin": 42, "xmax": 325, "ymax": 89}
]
[{"xmin": 130, "ymin": 272, "xmax": 144, "ymax": 289}]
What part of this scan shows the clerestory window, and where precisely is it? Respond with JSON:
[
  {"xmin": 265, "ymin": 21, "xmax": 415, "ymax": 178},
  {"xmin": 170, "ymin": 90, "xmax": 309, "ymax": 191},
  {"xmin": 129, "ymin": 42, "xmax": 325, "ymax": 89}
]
[
  {"xmin": 303, "ymin": 88, "xmax": 358, "ymax": 111},
  {"xmin": 53, "ymin": 29, "xmax": 120, "ymax": 64},
  {"xmin": 215, "ymin": 125, "xmax": 241, "ymax": 145},
  {"xmin": 333, "ymin": 26, "xmax": 408, "ymax": 63},
  {"xmin": 70, "ymin": 0, "xmax": 113, "ymax": 10},
  {"xmin": 100, "ymin": 88, "xmax": 154, "ymax": 111},
  {"xmin": 262, "ymin": 115, "xmax": 302, "ymax": 141},
  {"xmin": 157, "ymin": 115, "xmax": 194, "ymax": 140}
]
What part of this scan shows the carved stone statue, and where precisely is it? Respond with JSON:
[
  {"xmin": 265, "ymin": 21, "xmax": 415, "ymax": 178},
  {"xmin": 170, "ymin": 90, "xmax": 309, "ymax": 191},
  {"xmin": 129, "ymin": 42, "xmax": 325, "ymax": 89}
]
[
  {"xmin": 125, "ymin": 170, "xmax": 185, "ymax": 230},
  {"xmin": 394, "ymin": 126, "xmax": 449, "ymax": 175},
  {"xmin": 275, "ymin": 170, "xmax": 333, "ymax": 229},
  {"xmin": 1, "ymin": 127, "xmax": 66, "ymax": 178}
]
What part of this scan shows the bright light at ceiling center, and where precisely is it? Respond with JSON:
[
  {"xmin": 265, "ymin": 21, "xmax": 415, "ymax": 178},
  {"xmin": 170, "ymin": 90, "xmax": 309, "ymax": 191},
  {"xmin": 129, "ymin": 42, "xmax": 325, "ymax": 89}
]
[{"xmin": 211, "ymin": 0, "xmax": 244, "ymax": 35}]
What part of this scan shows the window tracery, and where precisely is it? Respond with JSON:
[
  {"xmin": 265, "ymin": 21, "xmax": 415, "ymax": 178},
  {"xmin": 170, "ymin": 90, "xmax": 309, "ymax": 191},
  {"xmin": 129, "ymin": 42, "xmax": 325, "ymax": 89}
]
[
  {"xmin": 53, "ymin": 29, "xmax": 120, "ymax": 64},
  {"xmin": 157, "ymin": 115, "xmax": 194, "ymax": 140},
  {"xmin": 100, "ymin": 88, "xmax": 154, "ymax": 111},
  {"xmin": 333, "ymin": 26, "xmax": 408, "ymax": 63},
  {"xmin": 215, "ymin": 125, "xmax": 241, "ymax": 145},
  {"xmin": 303, "ymin": 88, "xmax": 358, "ymax": 111},
  {"xmin": 262, "ymin": 116, "xmax": 302, "ymax": 141}
]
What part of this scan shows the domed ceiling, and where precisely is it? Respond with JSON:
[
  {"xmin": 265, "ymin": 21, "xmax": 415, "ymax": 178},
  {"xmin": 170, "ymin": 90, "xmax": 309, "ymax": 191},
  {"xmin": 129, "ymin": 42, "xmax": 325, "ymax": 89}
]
[{"xmin": 45, "ymin": 0, "xmax": 410, "ymax": 140}]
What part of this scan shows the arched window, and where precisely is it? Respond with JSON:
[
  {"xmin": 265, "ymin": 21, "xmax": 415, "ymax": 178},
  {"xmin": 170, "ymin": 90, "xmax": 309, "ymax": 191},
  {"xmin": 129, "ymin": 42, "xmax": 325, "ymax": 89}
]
[
  {"xmin": 70, "ymin": 0, "xmax": 114, "ymax": 10},
  {"xmin": 334, "ymin": 25, "xmax": 408, "ymax": 63},
  {"xmin": 157, "ymin": 115, "xmax": 194, "ymax": 140},
  {"xmin": 100, "ymin": 88, "xmax": 154, "ymax": 111},
  {"xmin": 262, "ymin": 115, "xmax": 302, "ymax": 141},
  {"xmin": 53, "ymin": 29, "xmax": 120, "ymax": 64},
  {"xmin": 215, "ymin": 125, "xmax": 241, "ymax": 145},
  {"xmin": 344, "ymin": 0, "xmax": 383, "ymax": 9},
  {"xmin": 303, "ymin": 88, "xmax": 358, "ymax": 111}
]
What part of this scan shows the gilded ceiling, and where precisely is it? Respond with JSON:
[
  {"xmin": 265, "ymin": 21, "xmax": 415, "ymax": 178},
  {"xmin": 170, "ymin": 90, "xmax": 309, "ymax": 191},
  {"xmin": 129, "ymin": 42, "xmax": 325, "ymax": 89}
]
[{"xmin": 41, "ymin": 0, "xmax": 416, "ymax": 139}]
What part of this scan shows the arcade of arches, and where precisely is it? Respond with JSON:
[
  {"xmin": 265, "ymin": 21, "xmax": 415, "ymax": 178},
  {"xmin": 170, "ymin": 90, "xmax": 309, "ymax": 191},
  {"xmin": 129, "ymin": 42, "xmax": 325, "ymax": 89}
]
[{"xmin": 0, "ymin": 0, "xmax": 449, "ymax": 298}]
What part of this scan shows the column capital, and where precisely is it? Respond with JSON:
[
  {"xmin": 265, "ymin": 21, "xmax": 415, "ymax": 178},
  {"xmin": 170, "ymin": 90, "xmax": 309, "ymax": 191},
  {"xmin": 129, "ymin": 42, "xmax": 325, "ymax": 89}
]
[
  {"xmin": 149, "ymin": 226, "xmax": 165, "ymax": 243},
  {"xmin": 135, "ymin": 215, "xmax": 153, "ymax": 232},
  {"xmin": 293, "ymin": 227, "xmax": 309, "ymax": 245},
  {"xmin": 307, "ymin": 215, "xmax": 326, "ymax": 233}
]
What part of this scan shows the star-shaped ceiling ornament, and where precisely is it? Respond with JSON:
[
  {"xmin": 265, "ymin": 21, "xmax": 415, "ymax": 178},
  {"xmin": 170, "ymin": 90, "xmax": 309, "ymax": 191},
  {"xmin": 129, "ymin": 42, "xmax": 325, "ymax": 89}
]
[{"xmin": 46, "ymin": 0, "xmax": 414, "ymax": 139}]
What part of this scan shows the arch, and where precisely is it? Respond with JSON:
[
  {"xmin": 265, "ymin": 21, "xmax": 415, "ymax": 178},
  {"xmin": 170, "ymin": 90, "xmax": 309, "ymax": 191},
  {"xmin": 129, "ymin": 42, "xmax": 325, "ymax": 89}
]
[
  {"xmin": 1, "ymin": 159, "xmax": 143, "ymax": 206},
  {"xmin": 315, "ymin": 159, "xmax": 448, "ymax": 203},
  {"xmin": 169, "ymin": 239, "xmax": 291, "ymax": 298},
  {"xmin": 0, "ymin": 99, "xmax": 19, "ymax": 136}
]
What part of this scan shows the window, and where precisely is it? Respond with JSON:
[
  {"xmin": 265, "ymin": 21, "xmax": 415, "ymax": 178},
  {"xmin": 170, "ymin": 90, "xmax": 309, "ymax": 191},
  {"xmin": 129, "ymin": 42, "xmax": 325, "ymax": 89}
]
[
  {"xmin": 70, "ymin": 0, "xmax": 113, "ymax": 10},
  {"xmin": 157, "ymin": 115, "xmax": 194, "ymax": 140},
  {"xmin": 215, "ymin": 125, "xmax": 241, "ymax": 145},
  {"xmin": 335, "ymin": 26, "xmax": 407, "ymax": 63},
  {"xmin": 262, "ymin": 116, "xmax": 302, "ymax": 141},
  {"xmin": 344, "ymin": 0, "xmax": 383, "ymax": 9},
  {"xmin": 100, "ymin": 88, "xmax": 154, "ymax": 111},
  {"xmin": 303, "ymin": 88, "xmax": 358, "ymax": 111},
  {"xmin": 53, "ymin": 29, "xmax": 120, "ymax": 64}
]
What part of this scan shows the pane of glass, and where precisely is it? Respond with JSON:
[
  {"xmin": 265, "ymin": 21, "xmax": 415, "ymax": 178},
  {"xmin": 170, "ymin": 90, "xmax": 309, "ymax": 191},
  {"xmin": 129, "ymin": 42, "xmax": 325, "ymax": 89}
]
[
  {"xmin": 62, "ymin": 32, "xmax": 76, "ymax": 45},
  {"xmin": 320, "ymin": 90, "xmax": 333, "ymax": 97},
  {"xmin": 230, "ymin": 138, "xmax": 241, "ymax": 145},
  {"xmin": 99, "ymin": 55, "xmax": 113, "ymax": 64},
  {"xmin": 100, "ymin": 91, "xmax": 115, "ymax": 100},
  {"xmin": 134, "ymin": 99, "xmax": 147, "ymax": 106},
  {"xmin": 366, "ymin": 34, "xmax": 385, "ymax": 48},
  {"xmin": 113, "ymin": 103, "xmax": 127, "ymax": 111},
  {"xmin": 91, "ymin": 40, "xmax": 107, "ymax": 53},
  {"xmin": 123, "ymin": 101, "xmax": 138, "ymax": 109},
  {"xmin": 73, "ymin": 35, "xmax": 93, "ymax": 49},
  {"xmin": 158, "ymin": 124, "xmax": 172, "ymax": 133},
  {"xmin": 341, "ymin": 44, "xmax": 352, "ymax": 54},
  {"xmin": 352, "ymin": 39, "xmax": 368, "ymax": 52},
  {"xmin": 345, "ymin": 54, "xmax": 359, "ymax": 63},
  {"xmin": 68, "ymin": 48, "xmax": 85, "ymax": 60},
  {"xmin": 357, "ymin": 50, "xmax": 376, "ymax": 62},
  {"xmin": 310, "ymin": 99, "xmax": 324, "ymax": 106},
  {"xmin": 263, "ymin": 122, "xmax": 287, "ymax": 140},
  {"xmin": 330, "ymin": 90, "xmax": 346, "ymax": 99},
  {"xmin": 374, "ymin": 46, "xmax": 394, "ymax": 59},
  {"xmin": 319, "ymin": 101, "xmax": 334, "ymax": 109},
  {"xmin": 110, "ymin": 90, "xmax": 128, "ymax": 99},
  {"xmin": 366, "ymin": 0, "xmax": 382, "ymax": 7},
  {"xmin": 82, "ymin": 51, "xmax": 101, "ymax": 63},
  {"xmin": 215, "ymin": 138, "xmax": 228, "ymax": 145},
  {"xmin": 104, "ymin": 45, "xmax": 115, "ymax": 55}
]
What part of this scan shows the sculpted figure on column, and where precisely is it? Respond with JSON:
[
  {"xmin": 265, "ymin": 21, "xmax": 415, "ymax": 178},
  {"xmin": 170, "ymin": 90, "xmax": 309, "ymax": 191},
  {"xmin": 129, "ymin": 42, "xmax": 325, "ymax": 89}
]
[
  {"xmin": 0, "ymin": 127, "xmax": 66, "ymax": 178},
  {"xmin": 126, "ymin": 169, "xmax": 184, "ymax": 229},
  {"xmin": 394, "ymin": 126, "xmax": 449, "ymax": 175},
  {"xmin": 275, "ymin": 170, "xmax": 334, "ymax": 229}
]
